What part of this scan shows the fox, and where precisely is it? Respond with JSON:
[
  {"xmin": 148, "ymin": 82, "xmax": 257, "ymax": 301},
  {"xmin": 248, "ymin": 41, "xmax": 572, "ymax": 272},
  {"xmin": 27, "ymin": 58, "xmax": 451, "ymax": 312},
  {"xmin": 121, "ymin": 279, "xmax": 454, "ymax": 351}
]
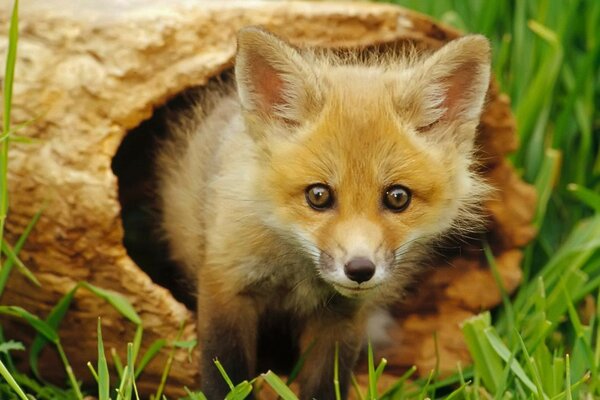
[{"xmin": 156, "ymin": 26, "xmax": 491, "ymax": 399}]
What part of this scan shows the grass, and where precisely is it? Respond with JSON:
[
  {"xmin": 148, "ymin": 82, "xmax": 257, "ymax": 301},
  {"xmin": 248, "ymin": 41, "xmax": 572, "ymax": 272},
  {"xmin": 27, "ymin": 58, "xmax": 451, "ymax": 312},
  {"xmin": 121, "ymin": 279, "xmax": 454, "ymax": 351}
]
[{"xmin": 1, "ymin": 0, "xmax": 599, "ymax": 398}]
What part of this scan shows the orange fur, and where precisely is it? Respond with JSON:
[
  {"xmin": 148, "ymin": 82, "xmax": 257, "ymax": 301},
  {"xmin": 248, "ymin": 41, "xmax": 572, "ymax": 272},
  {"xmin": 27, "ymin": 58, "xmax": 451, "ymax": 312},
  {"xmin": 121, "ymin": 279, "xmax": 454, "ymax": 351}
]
[{"xmin": 157, "ymin": 27, "xmax": 491, "ymax": 399}]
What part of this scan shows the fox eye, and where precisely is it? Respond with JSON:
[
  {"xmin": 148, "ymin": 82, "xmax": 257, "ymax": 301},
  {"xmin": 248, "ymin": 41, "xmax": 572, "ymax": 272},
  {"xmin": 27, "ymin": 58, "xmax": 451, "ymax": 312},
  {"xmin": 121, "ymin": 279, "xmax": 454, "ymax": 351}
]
[
  {"xmin": 383, "ymin": 185, "xmax": 411, "ymax": 212},
  {"xmin": 305, "ymin": 184, "xmax": 334, "ymax": 211}
]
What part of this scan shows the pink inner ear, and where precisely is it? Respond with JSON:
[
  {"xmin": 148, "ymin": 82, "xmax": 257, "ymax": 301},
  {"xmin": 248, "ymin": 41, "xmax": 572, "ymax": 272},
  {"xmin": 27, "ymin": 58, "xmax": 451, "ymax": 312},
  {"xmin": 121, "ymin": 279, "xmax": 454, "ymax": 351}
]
[
  {"xmin": 441, "ymin": 61, "xmax": 480, "ymax": 121},
  {"xmin": 249, "ymin": 53, "xmax": 285, "ymax": 114}
]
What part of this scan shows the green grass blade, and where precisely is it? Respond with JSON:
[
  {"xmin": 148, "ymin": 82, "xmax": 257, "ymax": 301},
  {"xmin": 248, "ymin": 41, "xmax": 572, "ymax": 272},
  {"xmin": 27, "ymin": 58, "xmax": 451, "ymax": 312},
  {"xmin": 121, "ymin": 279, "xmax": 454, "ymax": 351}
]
[
  {"xmin": 594, "ymin": 288, "xmax": 600, "ymax": 395},
  {"xmin": 130, "ymin": 325, "xmax": 143, "ymax": 374},
  {"xmin": 0, "ymin": 306, "xmax": 57, "ymax": 343},
  {"xmin": 375, "ymin": 358, "xmax": 388, "ymax": 381},
  {"xmin": 0, "ymin": 359, "xmax": 28, "ymax": 400},
  {"xmin": 567, "ymin": 183, "xmax": 600, "ymax": 213},
  {"xmin": 549, "ymin": 372, "xmax": 590, "ymax": 400},
  {"xmin": 134, "ymin": 339, "xmax": 166, "ymax": 378},
  {"xmin": 0, "ymin": 326, "xmax": 16, "ymax": 372},
  {"xmin": 367, "ymin": 340, "xmax": 377, "ymax": 400},
  {"xmin": 262, "ymin": 370, "xmax": 298, "ymax": 400},
  {"xmin": 2, "ymin": 0, "xmax": 18, "ymax": 135},
  {"xmin": 445, "ymin": 383, "xmax": 467, "ymax": 400},
  {"xmin": 81, "ymin": 282, "xmax": 141, "ymax": 325},
  {"xmin": 87, "ymin": 361, "xmax": 99, "ymax": 383},
  {"xmin": 121, "ymin": 342, "xmax": 134, "ymax": 400},
  {"xmin": 483, "ymin": 327, "xmax": 536, "ymax": 392},
  {"xmin": 286, "ymin": 339, "xmax": 315, "ymax": 385},
  {"xmin": 380, "ymin": 365, "xmax": 417, "ymax": 399},
  {"xmin": 1, "ymin": 240, "xmax": 40, "ymax": 287},
  {"xmin": 417, "ymin": 369, "xmax": 434, "ymax": 400},
  {"xmin": 516, "ymin": 20, "xmax": 563, "ymax": 151},
  {"xmin": 461, "ymin": 312, "xmax": 502, "ymax": 392},
  {"xmin": 153, "ymin": 321, "xmax": 184, "ymax": 400},
  {"xmin": 112, "ymin": 348, "xmax": 124, "ymax": 379},
  {"xmin": 0, "ymin": 0, "xmax": 19, "ymax": 251},
  {"xmin": 116, "ymin": 365, "xmax": 130, "ymax": 400},
  {"xmin": 533, "ymin": 149, "xmax": 562, "ymax": 228},
  {"xmin": 29, "ymin": 283, "xmax": 79, "ymax": 380},
  {"xmin": 0, "ymin": 340, "xmax": 23, "ymax": 354},
  {"xmin": 224, "ymin": 381, "xmax": 253, "ymax": 400},
  {"xmin": 565, "ymin": 354, "xmax": 572, "ymax": 400},
  {"xmin": 132, "ymin": 374, "xmax": 140, "ymax": 400},
  {"xmin": 55, "ymin": 341, "xmax": 83, "ymax": 399},
  {"xmin": 97, "ymin": 319, "xmax": 110, "ymax": 400},
  {"xmin": 184, "ymin": 387, "xmax": 208, "ymax": 400},
  {"xmin": 0, "ymin": 301, "xmax": 82, "ymax": 399},
  {"xmin": 515, "ymin": 330, "xmax": 547, "ymax": 399},
  {"xmin": 351, "ymin": 373, "xmax": 364, "ymax": 400},
  {"xmin": 334, "ymin": 342, "xmax": 341, "ymax": 400},
  {"xmin": 0, "ymin": 208, "xmax": 43, "ymax": 298},
  {"xmin": 214, "ymin": 359, "xmax": 235, "ymax": 390},
  {"xmin": 484, "ymin": 242, "xmax": 516, "ymax": 341}
]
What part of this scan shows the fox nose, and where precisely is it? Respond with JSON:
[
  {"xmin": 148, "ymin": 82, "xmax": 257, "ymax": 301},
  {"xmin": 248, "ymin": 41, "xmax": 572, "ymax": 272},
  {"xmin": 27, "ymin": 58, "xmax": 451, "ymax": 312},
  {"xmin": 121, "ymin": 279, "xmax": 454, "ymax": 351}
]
[{"xmin": 344, "ymin": 258, "xmax": 376, "ymax": 284}]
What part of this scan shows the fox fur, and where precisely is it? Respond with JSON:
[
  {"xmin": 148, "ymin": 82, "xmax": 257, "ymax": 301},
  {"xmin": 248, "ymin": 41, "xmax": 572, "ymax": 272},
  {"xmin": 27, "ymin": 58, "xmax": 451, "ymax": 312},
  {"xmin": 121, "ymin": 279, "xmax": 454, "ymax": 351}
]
[{"xmin": 157, "ymin": 27, "xmax": 491, "ymax": 399}]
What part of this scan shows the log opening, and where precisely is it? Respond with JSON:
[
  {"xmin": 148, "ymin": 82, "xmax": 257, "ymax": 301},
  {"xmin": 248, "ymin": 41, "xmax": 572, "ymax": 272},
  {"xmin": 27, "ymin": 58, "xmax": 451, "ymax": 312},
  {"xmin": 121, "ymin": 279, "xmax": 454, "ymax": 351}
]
[{"xmin": 111, "ymin": 84, "xmax": 217, "ymax": 311}]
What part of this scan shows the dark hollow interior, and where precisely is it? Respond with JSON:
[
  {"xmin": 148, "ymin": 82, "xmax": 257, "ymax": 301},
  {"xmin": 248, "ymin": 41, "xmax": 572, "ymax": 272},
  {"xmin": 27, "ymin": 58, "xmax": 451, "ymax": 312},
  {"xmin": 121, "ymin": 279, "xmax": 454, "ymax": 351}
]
[{"xmin": 111, "ymin": 84, "xmax": 202, "ymax": 310}]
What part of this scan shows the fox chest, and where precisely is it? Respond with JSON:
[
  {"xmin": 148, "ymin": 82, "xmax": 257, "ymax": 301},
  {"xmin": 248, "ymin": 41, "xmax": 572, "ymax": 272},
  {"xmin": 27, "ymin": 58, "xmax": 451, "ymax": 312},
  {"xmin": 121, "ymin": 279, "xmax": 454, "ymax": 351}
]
[{"xmin": 238, "ymin": 257, "xmax": 334, "ymax": 315}]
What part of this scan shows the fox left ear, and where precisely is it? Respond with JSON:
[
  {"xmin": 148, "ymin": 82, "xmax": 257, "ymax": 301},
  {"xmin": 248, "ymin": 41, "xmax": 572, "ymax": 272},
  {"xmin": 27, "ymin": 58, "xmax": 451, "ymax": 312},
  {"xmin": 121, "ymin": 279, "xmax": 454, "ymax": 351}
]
[
  {"xmin": 235, "ymin": 27, "xmax": 322, "ymax": 127},
  {"xmin": 403, "ymin": 35, "xmax": 491, "ymax": 138}
]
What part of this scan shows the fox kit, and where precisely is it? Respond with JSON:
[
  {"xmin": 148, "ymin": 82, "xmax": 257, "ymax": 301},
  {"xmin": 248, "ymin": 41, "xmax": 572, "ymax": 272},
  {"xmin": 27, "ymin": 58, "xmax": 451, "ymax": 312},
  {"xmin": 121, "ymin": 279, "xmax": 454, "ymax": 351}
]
[{"xmin": 157, "ymin": 27, "xmax": 491, "ymax": 399}]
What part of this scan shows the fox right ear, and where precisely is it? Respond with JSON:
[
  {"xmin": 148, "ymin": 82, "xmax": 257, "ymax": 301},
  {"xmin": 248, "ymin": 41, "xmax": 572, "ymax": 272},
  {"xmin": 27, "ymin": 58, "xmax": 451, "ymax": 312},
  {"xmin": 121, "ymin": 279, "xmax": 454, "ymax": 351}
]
[
  {"xmin": 399, "ymin": 35, "xmax": 491, "ymax": 145},
  {"xmin": 235, "ymin": 27, "xmax": 322, "ymax": 126}
]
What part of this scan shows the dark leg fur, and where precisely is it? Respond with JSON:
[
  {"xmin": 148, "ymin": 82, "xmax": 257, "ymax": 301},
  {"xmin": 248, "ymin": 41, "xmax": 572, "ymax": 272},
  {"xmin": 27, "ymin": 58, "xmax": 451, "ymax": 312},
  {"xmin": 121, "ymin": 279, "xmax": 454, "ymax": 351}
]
[
  {"xmin": 198, "ymin": 295, "xmax": 258, "ymax": 399},
  {"xmin": 200, "ymin": 322, "xmax": 254, "ymax": 398},
  {"xmin": 298, "ymin": 314, "xmax": 364, "ymax": 400}
]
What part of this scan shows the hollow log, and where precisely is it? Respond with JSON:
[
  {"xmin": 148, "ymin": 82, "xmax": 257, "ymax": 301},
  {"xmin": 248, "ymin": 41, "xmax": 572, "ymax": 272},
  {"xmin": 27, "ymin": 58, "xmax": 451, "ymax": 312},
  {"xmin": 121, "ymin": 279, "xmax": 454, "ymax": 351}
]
[{"xmin": 0, "ymin": 0, "xmax": 536, "ymax": 397}]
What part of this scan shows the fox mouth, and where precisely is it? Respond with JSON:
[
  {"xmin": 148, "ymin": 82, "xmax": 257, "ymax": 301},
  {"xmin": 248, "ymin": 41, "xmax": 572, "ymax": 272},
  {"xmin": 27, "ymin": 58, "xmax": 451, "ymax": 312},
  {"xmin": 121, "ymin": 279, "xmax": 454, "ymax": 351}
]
[
  {"xmin": 331, "ymin": 282, "xmax": 380, "ymax": 297},
  {"xmin": 317, "ymin": 256, "xmax": 382, "ymax": 297},
  {"xmin": 334, "ymin": 284, "xmax": 372, "ymax": 291}
]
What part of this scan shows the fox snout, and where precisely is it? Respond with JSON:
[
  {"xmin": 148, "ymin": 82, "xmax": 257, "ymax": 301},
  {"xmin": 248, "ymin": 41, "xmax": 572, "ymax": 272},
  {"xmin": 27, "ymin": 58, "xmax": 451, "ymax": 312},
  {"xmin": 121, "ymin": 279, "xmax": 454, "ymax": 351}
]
[
  {"xmin": 313, "ymin": 217, "xmax": 393, "ymax": 296},
  {"xmin": 344, "ymin": 257, "xmax": 376, "ymax": 284}
]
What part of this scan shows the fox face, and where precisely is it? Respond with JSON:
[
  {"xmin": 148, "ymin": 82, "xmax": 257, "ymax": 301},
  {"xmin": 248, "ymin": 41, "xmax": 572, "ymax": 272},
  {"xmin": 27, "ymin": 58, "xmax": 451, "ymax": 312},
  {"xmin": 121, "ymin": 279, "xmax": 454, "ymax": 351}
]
[{"xmin": 235, "ymin": 28, "xmax": 491, "ymax": 301}]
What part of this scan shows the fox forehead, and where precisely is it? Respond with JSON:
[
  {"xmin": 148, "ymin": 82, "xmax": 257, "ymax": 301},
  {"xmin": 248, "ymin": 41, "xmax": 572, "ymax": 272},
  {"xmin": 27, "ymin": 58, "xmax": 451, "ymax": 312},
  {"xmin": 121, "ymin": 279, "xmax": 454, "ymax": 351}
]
[
  {"xmin": 236, "ymin": 28, "xmax": 490, "ymax": 245},
  {"xmin": 263, "ymin": 101, "xmax": 451, "ymax": 256},
  {"xmin": 265, "ymin": 74, "xmax": 448, "ymax": 210}
]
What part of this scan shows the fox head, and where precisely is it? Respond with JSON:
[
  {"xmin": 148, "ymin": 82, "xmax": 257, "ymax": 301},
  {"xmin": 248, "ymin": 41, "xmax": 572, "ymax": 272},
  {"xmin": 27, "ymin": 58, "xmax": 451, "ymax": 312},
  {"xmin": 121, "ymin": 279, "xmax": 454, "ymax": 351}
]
[{"xmin": 235, "ymin": 27, "xmax": 491, "ymax": 300}]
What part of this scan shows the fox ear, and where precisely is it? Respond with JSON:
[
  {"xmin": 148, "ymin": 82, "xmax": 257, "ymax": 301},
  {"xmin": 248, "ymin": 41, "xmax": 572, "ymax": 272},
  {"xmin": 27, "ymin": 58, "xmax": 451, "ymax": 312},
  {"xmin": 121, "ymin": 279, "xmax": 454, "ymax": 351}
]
[
  {"xmin": 404, "ymin": 35, "xmax": 491, "ymax": 135},
  {"xmin": 235, "ymin": 27, "xmax": 321, "ymax": 125}
]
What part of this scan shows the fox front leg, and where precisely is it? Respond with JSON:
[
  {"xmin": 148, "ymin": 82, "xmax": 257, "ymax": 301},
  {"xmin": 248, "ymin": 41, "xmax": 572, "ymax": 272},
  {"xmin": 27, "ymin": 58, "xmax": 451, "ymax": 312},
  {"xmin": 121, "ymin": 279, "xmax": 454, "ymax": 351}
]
[
  {"xmin": 298, "ymin": 313, "xmax": 365, "ymax": 400},
  {"xmin": 197, "ymin": 293, "xmax": 258, "ymax": 398}
]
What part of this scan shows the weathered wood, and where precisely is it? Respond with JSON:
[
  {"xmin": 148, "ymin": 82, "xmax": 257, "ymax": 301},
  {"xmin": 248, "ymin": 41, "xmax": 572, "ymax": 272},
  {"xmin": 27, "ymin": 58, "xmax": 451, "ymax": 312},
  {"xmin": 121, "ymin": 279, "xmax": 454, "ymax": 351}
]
[{"xmin": 0, "ymin": 0, "xmax": 535, "ymax": 397}]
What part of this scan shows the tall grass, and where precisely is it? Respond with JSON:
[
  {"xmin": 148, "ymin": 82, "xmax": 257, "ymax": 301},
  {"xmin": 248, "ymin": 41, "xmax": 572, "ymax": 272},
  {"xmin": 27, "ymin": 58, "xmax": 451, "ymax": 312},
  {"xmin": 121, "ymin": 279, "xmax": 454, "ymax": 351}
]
[
  {"xmin": 385, "ymin": 0, "xmax": 600, "ymax": 273},
  {"xmin": 379, "ymin": 0, "xmax": 600, "ymax": 398},
  {"xmin": 0, "ymin": 0, "xmax": 17, "ymax": 249},
  {"xmin": 0, "ymin": 0, "xmax": 599, "ymax": 398}
]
